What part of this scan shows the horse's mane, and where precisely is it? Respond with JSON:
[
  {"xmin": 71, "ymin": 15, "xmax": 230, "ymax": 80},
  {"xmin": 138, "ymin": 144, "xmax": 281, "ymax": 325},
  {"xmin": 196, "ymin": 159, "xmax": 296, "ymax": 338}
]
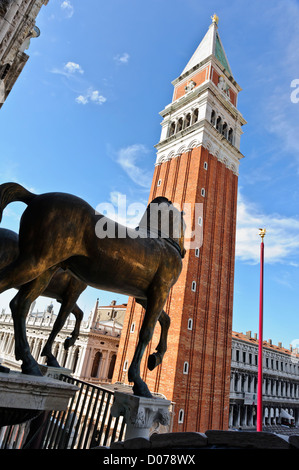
[
  {"xmin": 148, "ymin": 196, "xmax": 172, "ymax": 207},
  {"xmin": 135, "ymin": 196, "xmax": 185, "ymax": 258}
]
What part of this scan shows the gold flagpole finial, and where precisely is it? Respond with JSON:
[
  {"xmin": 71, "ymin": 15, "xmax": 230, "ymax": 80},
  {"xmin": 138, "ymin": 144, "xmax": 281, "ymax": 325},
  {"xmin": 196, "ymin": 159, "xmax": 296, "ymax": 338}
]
[
  {"xmin": 211, "ymin": 14, "xmax": 219, "ymax": 25},
  {"xmin": 259, "ymin": 228, "xmax": 266, "ymax": 240}
]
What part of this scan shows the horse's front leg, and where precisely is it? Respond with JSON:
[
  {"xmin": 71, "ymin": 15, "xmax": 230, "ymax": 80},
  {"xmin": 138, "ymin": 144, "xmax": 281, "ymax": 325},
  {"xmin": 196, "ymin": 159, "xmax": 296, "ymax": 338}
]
[
  {"xmin": 128, "ymin": 289, "xmax": 168, "ymax": 398},
  {"xmin": 10, "ymin": 268, "xmax": 57, "ymax": 375},
  {"xmin": 147, "ymin": 309, "xmax": 170, "ymax": 371}
]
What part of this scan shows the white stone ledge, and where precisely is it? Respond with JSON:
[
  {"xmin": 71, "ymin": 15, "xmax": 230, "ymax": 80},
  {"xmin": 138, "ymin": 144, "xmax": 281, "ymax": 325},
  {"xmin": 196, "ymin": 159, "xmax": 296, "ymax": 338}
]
[{"xmin": 0, "ymin": 370, "xmax": 78, "ymax": 411}]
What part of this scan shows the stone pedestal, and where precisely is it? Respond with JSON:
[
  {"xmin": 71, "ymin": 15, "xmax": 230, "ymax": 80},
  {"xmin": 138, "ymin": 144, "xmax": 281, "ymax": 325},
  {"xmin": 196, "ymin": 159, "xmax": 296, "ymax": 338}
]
[
  {"xmin": 111, "ymin": 391, "xmax": 171, "ymax": 441},
  {"xmin": 0, "ymin": 370, "xmax": 78, "ymax": 427},
  {"xmin": 0, "ymin": 357, "xmax": 10, "ymax": 373},
  {"xmin": 39, "ymin": 364, "xmax": 72, "ymax": 380}
]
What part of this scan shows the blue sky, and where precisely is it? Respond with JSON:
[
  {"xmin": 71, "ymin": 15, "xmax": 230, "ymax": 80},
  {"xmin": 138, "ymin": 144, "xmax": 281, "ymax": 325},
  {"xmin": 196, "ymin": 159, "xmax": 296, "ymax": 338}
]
[{"xmin": 0, "ymin": 0, "xmax": 299, "ymax": 349}]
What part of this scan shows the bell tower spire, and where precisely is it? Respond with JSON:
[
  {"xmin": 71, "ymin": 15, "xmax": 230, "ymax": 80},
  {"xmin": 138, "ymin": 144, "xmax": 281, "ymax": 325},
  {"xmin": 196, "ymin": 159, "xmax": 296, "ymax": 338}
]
[{"xmin": 113, "ymin": 17, "xmax": 247, "ymax": 433}]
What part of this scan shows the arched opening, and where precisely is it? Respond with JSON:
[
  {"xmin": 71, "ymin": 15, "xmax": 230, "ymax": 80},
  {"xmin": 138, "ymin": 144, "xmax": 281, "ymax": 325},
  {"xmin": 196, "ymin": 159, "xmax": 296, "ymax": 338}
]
[
  {"xmin": 228, "ymin": 128, "xmax": 233, "ymax": 143},
  {"xmin": 193, "ymin": 108, "xmax": 199, "ymax": 123},
  {"xmin": 108, "ymin": 354, "xmax": 117, "ymax": 380},
  {"xmin": 222, "ymin": 122, "xmax": 228, "ymax": 138},
  {"xmin": 210, "ymin": 110, "xmax": 216, "ymax": 126},
  {"xmin": 177, "ymin": 118, "xmax": 183, "ymax": 132},
  {"xmin": 216, "ymin": 116, "xmax": 222, "ymax": 133},
  {"xmin": 91, "ymin": 351, "xmax": 102, "ymax": 378},
  {"xmin": 184, "ymin": 113, "xmax": 191, "ymax": 128},
  {"xmin": 169, "ymin": 121, "xmax": 176, "ymax": 136}
]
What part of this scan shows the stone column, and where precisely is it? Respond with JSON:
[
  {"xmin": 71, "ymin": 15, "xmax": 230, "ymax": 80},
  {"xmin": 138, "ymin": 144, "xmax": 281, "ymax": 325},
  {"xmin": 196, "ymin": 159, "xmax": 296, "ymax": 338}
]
[
  {"xmin": 74, "ymin": 345, "xmax": 85, "ymax": 377},
  {"xmin": 65, "ymin": 346, "xmax": 73, "ymax": 370},
  {"xmin": 228, "ymin": 405, "xmax": 234, "ymax": 428},
  {"xmin": 111, "ymin": 392, "xmax": 171, "ymax": 441}
]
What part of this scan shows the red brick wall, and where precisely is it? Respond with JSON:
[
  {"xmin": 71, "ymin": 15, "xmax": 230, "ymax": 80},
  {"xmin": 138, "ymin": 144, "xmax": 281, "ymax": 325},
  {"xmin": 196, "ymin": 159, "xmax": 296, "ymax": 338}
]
[
  {"xmin": 210, "ymin": 66, "xmax": 237, "ymax": 107},
  {"xmin": 112, "ymin": 145, "xmax": 238, "ymax": 433},
  {"xmin": 173, "ymin": 66, "xmax": 210, "ymax": 101}
]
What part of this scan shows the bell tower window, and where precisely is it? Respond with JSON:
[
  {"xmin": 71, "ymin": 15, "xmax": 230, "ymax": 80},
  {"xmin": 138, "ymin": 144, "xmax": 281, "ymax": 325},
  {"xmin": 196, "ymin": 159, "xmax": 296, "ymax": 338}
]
[
  {"xmin": 222, "ymin": 122, "xmax": 228, "ymax": 138},
  {"xmin": 216, "ymin": 116, "xmax": 222, "ymax": 133},
  {"xmin": 210, "ymin": 110, "xmax": 216, "ymax": 126},
  {"xmin": 193, "ymin": 108, "xmax": 199, "ymax": 123},
  {"xmin": 169, "ymin": 121, "xmax": 176, "ymax": 137},
  {"xmin": 185, "ymin": 113, "xmax": 191, "ymax": 128}
]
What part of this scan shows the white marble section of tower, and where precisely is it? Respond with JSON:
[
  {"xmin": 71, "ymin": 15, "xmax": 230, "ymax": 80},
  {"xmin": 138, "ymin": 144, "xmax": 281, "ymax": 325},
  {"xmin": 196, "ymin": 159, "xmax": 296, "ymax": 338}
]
[{"xmin": 155, "ymin": 15, "xmax": 247, "ymax": 175}]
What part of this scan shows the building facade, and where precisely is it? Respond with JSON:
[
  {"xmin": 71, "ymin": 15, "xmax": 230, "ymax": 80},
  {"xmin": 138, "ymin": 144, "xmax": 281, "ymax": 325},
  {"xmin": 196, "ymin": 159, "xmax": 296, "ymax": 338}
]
[
  {"xmin": 0, "ymin": 0, "xmax": 48, "ymax": 108},
  {"xmin": 230, "ymin": 331, "xmax": 299, "ymax": 429},
  {"xmin": 0, "ymin": 299, "xmax": 126, "ymax": 384},
  {"xmin": 113, "ymin": 15, "xmax": 246, "ymax": 432},
  {"xmin": 1, "ymin": 302, "xmax": 298, "ymax": 431}
]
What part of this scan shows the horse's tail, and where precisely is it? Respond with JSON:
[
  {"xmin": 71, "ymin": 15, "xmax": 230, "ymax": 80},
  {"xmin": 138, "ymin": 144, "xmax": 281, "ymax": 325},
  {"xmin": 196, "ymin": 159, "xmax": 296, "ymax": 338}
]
[{"xmin": 0, "ymin": 182, "xmax": 36, "ymax": 223}]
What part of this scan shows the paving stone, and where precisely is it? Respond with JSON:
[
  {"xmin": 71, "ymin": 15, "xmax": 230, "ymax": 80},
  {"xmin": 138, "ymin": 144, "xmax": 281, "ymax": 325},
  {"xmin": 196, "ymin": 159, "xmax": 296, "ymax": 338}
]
[
  {"xmin": 205, "ymin": 430, "xmax": 291, "ymax": 449},
  {"xmin": 150, "ymin": 431, "xmax": 208, "ymax": 448},
  {"xmin": 289, "ymin": 435, "xmax": 299, "ymax": 449},
  {"xmin": 123, "ymin": 437, "xmax": 152, "ymax": 449},
  {"xmin": 110, "ymin": 440, "xmax": 125, "ymax": 449}
]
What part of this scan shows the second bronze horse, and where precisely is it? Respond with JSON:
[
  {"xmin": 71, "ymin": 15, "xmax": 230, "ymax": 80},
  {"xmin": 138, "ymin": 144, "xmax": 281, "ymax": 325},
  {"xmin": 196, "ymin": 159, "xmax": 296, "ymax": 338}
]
[{"xmin": 0, "ymin": 227, "xmax": 87, "ymax": 368}]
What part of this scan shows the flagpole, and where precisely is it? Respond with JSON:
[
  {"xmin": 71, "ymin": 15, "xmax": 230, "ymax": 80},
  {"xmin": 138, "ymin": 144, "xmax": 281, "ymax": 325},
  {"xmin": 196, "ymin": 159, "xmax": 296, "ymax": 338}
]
[{"xmin": 257, "ymin": 228, "xmax": 266, "ymax": 432}]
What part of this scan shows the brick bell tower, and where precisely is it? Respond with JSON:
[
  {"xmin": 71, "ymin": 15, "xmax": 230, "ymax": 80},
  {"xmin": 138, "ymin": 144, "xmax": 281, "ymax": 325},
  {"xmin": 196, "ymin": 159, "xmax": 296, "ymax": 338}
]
[{"xmin": 113, "ymin": 15, "xmax": 246, "ymax": 432}]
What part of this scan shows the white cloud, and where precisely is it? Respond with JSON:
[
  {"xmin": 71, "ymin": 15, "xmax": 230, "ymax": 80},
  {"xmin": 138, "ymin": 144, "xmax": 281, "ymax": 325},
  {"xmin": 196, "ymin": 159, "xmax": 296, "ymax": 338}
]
[
  {"xmin": 116, "ymin": 144, "xmax": 153, "ymax": 188},
  {"xmin": 114, "ymin": 53, "xmax": 130, "ymax": 64},
  {"xmin": 89, "ymin": 90, "xmax": 106, "ymax": 104},
  {"xmin": 61, "ymin": 0, "xmax": 74, "ymax": 18},
  {"xmin": 95, "ymin": 191, "xmax": 147, "ymax": 229},
  {"xmin": 236, "ymin": 191, "xmax": 299, "ymax": 265},
  {"xmin": 75, "ymin": 88, "xmax": 106, "ymax": 105},
  {"xmin": 51, "ymin": 61, "xmax": 84, "ymax": 77},
  {"xmin": 51, "ymin": 63, "xmax": 105, "ymax": 106},
  {"xmin": 75, "ymin": 95, "xmax": 88, "ymax": 105},
  {"xmin": 64, "ymin": 61, "xmax": 84, "ymax": 75}
]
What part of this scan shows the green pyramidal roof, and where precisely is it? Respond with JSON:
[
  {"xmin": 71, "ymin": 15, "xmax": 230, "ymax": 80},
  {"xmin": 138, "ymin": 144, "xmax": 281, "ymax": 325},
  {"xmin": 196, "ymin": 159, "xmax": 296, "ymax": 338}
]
[
  {"xmin": 180, "ymin": 18, "xmax": 233, "ymax": 78},
  {"xmin": 215, "ymin": 33, "xmax": 231, "ymax": 75}
]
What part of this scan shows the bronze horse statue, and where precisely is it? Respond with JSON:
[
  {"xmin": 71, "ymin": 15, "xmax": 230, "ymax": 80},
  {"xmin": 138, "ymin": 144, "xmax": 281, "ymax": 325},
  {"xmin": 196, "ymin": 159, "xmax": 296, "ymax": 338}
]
[
  {"xmin": 0, "ymin": 182, "xmax": 185, "ymax": 398},
  {"xmin": 0, "ymin": 227, "xmax": 87, "ymax": 368}
]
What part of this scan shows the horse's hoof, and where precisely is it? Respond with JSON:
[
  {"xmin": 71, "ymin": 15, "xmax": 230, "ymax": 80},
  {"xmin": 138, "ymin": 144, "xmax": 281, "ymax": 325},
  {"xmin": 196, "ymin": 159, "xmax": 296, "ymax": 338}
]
[
  {"xmin": 64, "ymin": 337, "xmax": 74, "ymax": 350},
  {"xmin": 147, "ymin": 353, "xmax": 162, "ymax": 371},
  {"xmin": 132, "ymin": 382, "xmax": 153, "ymax": 399},
  {"xmin": 21, "ymin": 362, "xmax": 42, "ymax": 376},
  {"xmin": 46, "ymin": 356, "xmax": 60, "ymax": 368}
]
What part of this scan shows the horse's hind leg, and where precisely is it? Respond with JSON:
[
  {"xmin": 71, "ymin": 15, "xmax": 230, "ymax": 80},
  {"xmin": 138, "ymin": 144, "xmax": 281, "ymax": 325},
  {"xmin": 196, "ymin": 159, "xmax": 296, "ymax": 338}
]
[
  {"xmin": 128, "ymin": 288, "xmax": 168, "ymax": 398},
  {"xmin": 147, "ymin": 309, "xmax": 170, "ymax": 371},
  {"xmin": 64, "ymin": 303, "xmax": 84, "ymax": 350},
  {"xmin": 10, "ymin": 268, "xmax": 58, "ymax": 376},
  {"xmin": 41, "ymin": 289, "xmax": 84, "ymax": 367},
  {"xmin": 135, "ymin": 299, "xmax": 170, "ymax": 372}
]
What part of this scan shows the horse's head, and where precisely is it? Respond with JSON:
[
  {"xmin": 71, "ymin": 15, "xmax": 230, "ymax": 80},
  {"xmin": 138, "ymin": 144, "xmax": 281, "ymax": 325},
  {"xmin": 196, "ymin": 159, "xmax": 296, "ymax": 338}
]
[{"xmin": 139, "ymin": 197, "xmax": 186, "ymax": 258}]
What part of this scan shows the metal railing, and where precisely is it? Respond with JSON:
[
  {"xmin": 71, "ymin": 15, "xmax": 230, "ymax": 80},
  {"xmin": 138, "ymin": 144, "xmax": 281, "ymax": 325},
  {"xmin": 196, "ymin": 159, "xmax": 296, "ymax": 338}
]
[{"xmin": 0, "ymin": 375, "xmax": 126, "ymax": 449}]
